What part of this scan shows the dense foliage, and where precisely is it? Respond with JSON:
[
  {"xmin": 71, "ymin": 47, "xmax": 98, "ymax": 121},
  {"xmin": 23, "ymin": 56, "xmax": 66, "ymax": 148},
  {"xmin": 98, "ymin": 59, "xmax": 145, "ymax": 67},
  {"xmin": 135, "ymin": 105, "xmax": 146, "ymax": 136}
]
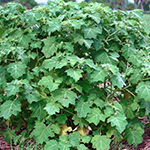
[
  {"xmin": 0, "ymin": 0, "xmax": 37, "ymax": 8},
  {"xmin": 0, "ymin": 1, "xmax": 150, "ymax": 149}
]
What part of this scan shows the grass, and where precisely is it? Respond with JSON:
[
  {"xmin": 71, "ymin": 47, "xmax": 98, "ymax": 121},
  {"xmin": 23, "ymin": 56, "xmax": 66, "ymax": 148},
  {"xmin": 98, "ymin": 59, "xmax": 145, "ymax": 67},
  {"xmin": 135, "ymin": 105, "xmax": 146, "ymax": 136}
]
[{"xmin": 143, "ymin": 14, "xmax": 150, "ymax": 33}]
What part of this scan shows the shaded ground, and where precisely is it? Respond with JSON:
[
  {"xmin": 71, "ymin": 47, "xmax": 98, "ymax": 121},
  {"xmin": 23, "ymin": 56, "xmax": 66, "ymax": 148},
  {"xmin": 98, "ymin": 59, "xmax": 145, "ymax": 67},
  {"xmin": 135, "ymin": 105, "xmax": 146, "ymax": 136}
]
[{"xmin": 1, "ymin": 117, "xmax": 150, "ymax": 150}]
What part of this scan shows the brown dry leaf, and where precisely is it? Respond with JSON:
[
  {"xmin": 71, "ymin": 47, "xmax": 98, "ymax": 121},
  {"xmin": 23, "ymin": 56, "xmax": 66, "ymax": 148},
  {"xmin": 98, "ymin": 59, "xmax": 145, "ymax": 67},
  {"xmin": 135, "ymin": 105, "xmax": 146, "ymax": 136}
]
[
  {"xmin": 59, "ymin": 124, "xmax": 72, "ymax": 135},
  {"xmin": 76, "ymin": 126, "xmax": 92, "ymax": 136}
]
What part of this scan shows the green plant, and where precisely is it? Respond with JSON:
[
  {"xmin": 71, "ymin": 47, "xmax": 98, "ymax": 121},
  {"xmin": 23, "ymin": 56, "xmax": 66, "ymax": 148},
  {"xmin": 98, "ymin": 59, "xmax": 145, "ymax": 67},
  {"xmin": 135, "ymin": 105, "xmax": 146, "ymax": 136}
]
[{"xmin": 0, "ymin": 1, "xmax": 150, "ymax": 149}]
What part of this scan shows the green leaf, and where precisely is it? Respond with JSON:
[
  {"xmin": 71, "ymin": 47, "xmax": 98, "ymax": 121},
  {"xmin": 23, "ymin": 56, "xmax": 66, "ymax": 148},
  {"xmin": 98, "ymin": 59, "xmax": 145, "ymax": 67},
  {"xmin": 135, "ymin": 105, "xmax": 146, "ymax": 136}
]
[
  {"xmin": 31, "ymin": 122, "xmax": 54, "ymax": 144},
  {"xmin": 121, "ymin": 44, "xmax": 136, "ymax": 58},
  {"xmin": 81, "ymin": 136, "xmax": 91, "ymax": 143},
  {"xmin": 53, "ymin": 88, "xmax": 77, "ymax": 107},
  {"xmin": 86, "ymin": 108, "xmax": 105, "ymax": 125},
  {"xmin": 0, "ymin": 66, "xmax": 6, "ymax": 87},
  {"xmin": 129, "ymin": 69, "xmax": 142, "ymax": 84},
  {"xmin": 38, "ymin": 75, "xmax": 60, "ymax": 92},
  {"xmin": 69, "ymin": 132, "xmax": 80, "ymax": 147},
  {"xmin": 47, "ymin": 18, "xmax": 61, "ymax": 35},
  {"xmin": 42, "ymin": 37, "xmax": 57, "ymax": 58},
  {"xmin": 136, "ymin": 82, "xmax": 150, "ymax": 101},
  {"xmin": 89, "ymin": 13, "xmax": 101, "ymax": 24},
  {"xmin": 55, "ymin": 58, "xmax": 68, "ymax": 69},
  {"xmin": 83, "ymin": 27, "xmax": 101, "ymax": 39},
  {"xmin": 77, "ymin": 144, "xmax": 88, "ymax": 150},
  {"xmin": 124, "ymin": 127, "xmax": 144, "ymax": 147},
  {"xmin": 7, "ymin": 62, "xmax": 27, "ymax": 79},
  {"xmin": 59, "ymin": 135, "xmax": 72, "ymax": 150},
  {"xmin": 0, "ymin": 100, "xmax": 21, "ymax": 119},
  {"xmin": 90, "ymin": 68, "xmax": 107, "ymax": 82},
  {"xmin": 30, "ymin": 41, "xmax": 42, "ymax": 49},
  {"xmin": 75, "ymin": 99, "xmax": 91, "ymax": 118},
  {"xmin": 95, "ymin": 51, "xmax": 118, "ymax": 65},
  {"xmin": 30, "ymin": 101, "xmax": 47, "ymax": 121},
  {"xmin": 72, "ymin": 115, "xmax": 88, "ymax": 128},
  {"xmin": 111, "ymin": 73, "xmax": 126, "ymax": 89},
  {"xmin": 73, "ymin": 34, "xmax": 93, "ymax": 48},
  {"xmin": 70, "ymin": 19, "xmax": 84, "ymax": 29},
  {"xmin": 65, "ymin": 68, "xmax": 83, "ymax": 82},
  {"xmin": 107, "ymin": 113, "xmax": 127, "ymax": 133},
  {"xmin": 57, "ymin": 114, "xmax": 68, "ymax": 124},
  {"xmin": 51, "ymin": 123, "xmax": 61, "ymax": 134},
  {"xmin": 91, "ymin": 135, "xmax": 111, "ymax": 150},
  {"xmin": 102, "ymin": 64, "xmax": 119, "ymax": 75},
  {"xmin": 18, "ymin": 34, "xmax": 31, "ymax": 49},
  {"xmin": 83, "ymin": 39, "xmax": 93, "ymax": 48},
  {"xmin": 5, "ymin": 81, "xmax": 20, "ymax": 97},
  {"xmin": 24, "ymin": 85, "xmax": 41, "ymax": 103},
  {"xmin": 44, "ymin": 102, "xmax": 62, "ymax": 115},
  {"xmin": 43, "ymin": 57, "xmax": 57, "ymax": 71},
  {"xmin": 104, "ymin": 107, "xmax": 114, "ymax": 118},
  {"xmin": 45, "ymin": 140, "xmax": 59, "ymax": 150},
  {"xmin": 63, "ymin": 42, "xmax": 74, "ymax": 53},
  {"xmin": 25, "ymin": 92, "xmax": 41, "ymax": 104},
  {"xmin": 85, "ymin": 59, "xmax": 96, "ymax": 69}
]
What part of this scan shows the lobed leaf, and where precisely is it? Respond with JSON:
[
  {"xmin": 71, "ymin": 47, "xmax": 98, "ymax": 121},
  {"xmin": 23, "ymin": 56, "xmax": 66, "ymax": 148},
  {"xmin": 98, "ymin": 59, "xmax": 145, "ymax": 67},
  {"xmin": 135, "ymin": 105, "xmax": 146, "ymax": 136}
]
[
  {"xmin": 0, "ymin": 100, "xmax": 21, "ymax": 119},
  {"xmin": 91, "ymin": 135, "xmax": 111, "ymax": 150}
]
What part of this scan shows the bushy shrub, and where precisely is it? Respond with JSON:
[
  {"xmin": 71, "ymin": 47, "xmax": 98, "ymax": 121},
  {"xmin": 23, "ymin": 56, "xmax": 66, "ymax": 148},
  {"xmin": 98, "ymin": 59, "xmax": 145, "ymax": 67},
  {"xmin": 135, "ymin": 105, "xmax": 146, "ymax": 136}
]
[{"xmin": 0, "ymin": 1, "xmax": 150, "ymax": 149}]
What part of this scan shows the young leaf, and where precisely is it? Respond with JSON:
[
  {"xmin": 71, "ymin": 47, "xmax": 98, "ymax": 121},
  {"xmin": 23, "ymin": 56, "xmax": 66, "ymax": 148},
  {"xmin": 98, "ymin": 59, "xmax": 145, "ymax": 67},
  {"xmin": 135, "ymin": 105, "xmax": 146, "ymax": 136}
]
[
  {"xmin": 31, "ymin": 122, "xmax": 54, "ymax": 144},
  {"xmin": 124, "ymin": 127, "xmax": 144, "ymax": 147},
  {"xmin": 42, "ymin": 37, "xmax": 57, "ymax": 58},
  {"xmin": 91, "ymin": 135, "xmax": 111, "ymax": 150},
  {"xmin": 0, "ymin": 100, "xmax": 21, "ymax": 119},
  {"xmin": 136, "ymin": 81, "xmax": 150, "ymax": 101},
  {"xmin": 53, "ymin": 88, "xmax": 77, "ymax": 107},
  {"xmin": 107, "ymin": 113, "xmax": 127, "ymax": 133},
  {"xmin": 7, "ymin": 62, "xmax": 27, "ymax": 79},
  {"xmin": 65, "ymin": 68, "xmax": 83, "ymax": 82},
  {"xmin": 75, "ymin": 99, "xmax": 91, "ymax": 118},
  {"xmin": 86, "ymin": 107, "xmax": 105, "ymax": 125},
  {"xmin": 45, "ymin": 140, "xmax": 59, "ymax": 150}
]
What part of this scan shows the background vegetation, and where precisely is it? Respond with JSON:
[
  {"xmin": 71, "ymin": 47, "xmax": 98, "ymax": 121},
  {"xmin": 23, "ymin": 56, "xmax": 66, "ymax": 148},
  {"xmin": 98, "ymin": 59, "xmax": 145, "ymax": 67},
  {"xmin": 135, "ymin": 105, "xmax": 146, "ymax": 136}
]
[{"xmin": 0, "ymin": 0, "xmax": 150, "ymax": 149}]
